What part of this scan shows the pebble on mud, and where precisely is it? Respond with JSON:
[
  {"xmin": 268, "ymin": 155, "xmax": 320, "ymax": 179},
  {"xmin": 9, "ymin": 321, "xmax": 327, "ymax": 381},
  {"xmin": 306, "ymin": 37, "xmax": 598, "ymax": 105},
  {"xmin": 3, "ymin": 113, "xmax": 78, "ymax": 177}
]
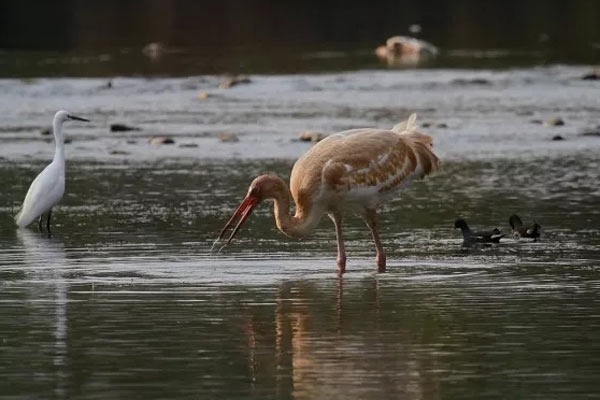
[
  {"xmin": 149, "ymin": 136, "xmax": 175, "ymax": 145},
  {"xmin": 581, "ymin": 68, "xmax": 600, "ymax": 80},
  {"xmin": 298, "ymin": 131, "xmax": 326, "ymax": 143},
  {"xmin": 451, "ymin": 78, "xmax": 491, "ymax": 85},
  {"xmin": 218, "ymin": 75, "xmax": 251, "ymax": 89},
  {"xmin": 109, "ymin": 150, "xmax": 131, "ymax": 155},
  {"xmin": 110, "ymin": 123, "xmax": 141, "ymax": 132},
  {"xmin": 580, "ymin": 127, "xmax": 600, "ymax": 137},
  {"xmin": 218, "ymin": 132, "xmax": 239, "ymax": 143},
  {"xmin": 546, "ymin": 117, "xmax": 565, "ymax": 126}
]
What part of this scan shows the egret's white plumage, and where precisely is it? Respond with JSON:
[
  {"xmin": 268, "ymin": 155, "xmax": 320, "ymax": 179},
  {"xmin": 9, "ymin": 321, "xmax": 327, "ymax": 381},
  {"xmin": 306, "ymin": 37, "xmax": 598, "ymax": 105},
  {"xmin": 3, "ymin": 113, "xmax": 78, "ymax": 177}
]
[
  {"xmin": 214, "ymin": 113, "xmax": 440, "ymax": 273},
  {"xmin": 15, "ymin": 110, "xmax": 89, "ymax": 231}
]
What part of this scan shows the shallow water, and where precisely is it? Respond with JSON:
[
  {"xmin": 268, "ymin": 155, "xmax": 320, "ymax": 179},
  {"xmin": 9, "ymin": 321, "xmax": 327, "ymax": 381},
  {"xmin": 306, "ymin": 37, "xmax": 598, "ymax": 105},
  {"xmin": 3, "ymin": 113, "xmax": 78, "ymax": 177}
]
[{"xmin": 1, "ymin": 65, "xmax": 599, "ymax": 399}]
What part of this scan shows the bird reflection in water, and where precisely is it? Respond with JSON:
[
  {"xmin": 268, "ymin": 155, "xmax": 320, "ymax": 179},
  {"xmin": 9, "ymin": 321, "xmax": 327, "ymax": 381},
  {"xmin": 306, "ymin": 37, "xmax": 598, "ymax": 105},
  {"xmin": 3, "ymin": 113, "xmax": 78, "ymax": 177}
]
[
  {"xmin": 17, "ymin": 230, "xmax": 69, "ymax": 398},
  {"xmin": 243, "ymin": 277, "xmax": 440, "ymax": 399}
]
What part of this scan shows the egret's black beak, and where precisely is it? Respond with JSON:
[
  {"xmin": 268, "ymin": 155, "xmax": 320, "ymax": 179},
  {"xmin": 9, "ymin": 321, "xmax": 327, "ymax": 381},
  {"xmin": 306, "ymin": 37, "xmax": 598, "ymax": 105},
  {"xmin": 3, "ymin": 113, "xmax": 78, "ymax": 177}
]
[{"xmin": 68, "ymin": 115, "xmax": 90, "ymax": 122}]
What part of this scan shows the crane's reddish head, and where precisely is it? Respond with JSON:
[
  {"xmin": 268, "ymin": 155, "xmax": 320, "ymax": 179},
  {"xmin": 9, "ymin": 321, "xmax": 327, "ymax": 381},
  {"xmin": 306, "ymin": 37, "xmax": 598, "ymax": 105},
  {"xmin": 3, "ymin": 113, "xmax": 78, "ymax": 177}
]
[{"xmin": 214, "ymin": 174, "xmax": 282, "ymax": 250}]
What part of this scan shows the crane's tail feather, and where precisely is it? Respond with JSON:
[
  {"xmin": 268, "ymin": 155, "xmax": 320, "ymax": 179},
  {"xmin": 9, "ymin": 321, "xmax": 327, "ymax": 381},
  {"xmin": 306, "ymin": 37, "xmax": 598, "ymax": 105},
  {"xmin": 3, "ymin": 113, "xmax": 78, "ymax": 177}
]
[
  {"xmin": 393, "ymin": 112, "xmax": 439, "ymax": 176},
  {"xmin": 392, "ymin": 113, "xmax": 418, "ymax": 134}
]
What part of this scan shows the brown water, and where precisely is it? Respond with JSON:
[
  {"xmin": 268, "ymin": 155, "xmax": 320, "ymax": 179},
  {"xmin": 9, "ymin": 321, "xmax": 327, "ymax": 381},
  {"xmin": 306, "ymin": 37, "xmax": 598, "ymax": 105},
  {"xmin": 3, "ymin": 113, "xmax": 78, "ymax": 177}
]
[{"xmin": 1, "ymin": 64, "xmax": 600, "ymax": 399}]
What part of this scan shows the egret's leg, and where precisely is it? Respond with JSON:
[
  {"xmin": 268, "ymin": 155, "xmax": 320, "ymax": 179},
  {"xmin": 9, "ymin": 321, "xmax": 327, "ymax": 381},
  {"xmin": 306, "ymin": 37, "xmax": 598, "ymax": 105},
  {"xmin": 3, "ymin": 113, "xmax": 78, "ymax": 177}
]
[
  {"xmin": 365, "ymin": 209, "xmax": 386, "ymax": 273},
  {"xmin": 329, "ymin": 212, "xmax": 346, "ymax": 274},
  {"xmin": 46, "ymin": 209, "xmax": 53, "ymax": 234}
]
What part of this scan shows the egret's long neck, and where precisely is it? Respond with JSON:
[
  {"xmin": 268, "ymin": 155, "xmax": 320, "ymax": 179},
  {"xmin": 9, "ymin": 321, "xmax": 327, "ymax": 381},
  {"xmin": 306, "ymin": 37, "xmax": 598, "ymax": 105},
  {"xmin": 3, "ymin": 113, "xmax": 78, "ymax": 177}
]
[
  {"xmin": 52, "ymin": 120, "xmax": 65, "ymax": 164},
  {"xmin": 271, "ymin": 186, "xmax": 322, "ymax": 239}
]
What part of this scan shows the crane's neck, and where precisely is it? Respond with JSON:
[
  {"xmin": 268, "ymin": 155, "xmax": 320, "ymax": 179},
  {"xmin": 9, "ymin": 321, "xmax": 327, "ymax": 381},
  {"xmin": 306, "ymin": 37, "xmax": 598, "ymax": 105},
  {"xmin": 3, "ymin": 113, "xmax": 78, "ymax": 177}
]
[
  {"xmin": 52, "ymin": 120, "xmax": 65, "ymax": 165},
  {"xmin": 271, "ymin": 182, "xmax": 323, "ymax": 239}
]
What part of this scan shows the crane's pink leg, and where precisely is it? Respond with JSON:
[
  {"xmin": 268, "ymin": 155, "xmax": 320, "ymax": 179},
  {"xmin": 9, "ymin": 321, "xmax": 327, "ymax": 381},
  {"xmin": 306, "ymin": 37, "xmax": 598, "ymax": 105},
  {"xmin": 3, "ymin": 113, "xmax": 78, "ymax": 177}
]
[
  {"xmin": 365, "ymin": 209, "xmax": 386, "ymax": 273},
  {"xmin": 330, "ymin": 212, "xmax": 346, "ymax": 274}
]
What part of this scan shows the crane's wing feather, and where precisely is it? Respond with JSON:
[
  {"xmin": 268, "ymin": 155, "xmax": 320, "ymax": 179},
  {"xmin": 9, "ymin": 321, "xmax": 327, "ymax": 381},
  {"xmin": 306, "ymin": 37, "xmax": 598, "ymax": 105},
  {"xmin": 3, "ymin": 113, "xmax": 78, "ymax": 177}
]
[{"xmin": 321, "ymin": 127, "xmax": 439, "ymax": 205}]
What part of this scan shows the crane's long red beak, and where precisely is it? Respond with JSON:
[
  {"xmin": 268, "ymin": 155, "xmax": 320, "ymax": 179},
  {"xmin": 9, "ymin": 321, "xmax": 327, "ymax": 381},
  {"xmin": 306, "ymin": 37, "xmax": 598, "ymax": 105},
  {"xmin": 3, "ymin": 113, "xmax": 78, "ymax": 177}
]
[{"xmin": 212, "ymin": 195, "xmax": 259, "ymax": 252}]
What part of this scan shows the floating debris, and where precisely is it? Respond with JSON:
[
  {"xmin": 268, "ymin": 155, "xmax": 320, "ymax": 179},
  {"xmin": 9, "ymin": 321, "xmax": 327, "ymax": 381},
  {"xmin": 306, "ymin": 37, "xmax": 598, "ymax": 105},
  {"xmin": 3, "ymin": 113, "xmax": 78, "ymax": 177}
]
[
  {"xmin": 149, "ymin": 136, "xmax": 175, "ymax": 145},
  {"xmin": 218, "ymin": 132, "xmax": 239, "ymax": 143},
  {"xmin": 298, "ymin": 131, "xmax": 326, "ymax": 143},
  {"xmin": 375, "ymin": 36, "xmax": 438, "ymax": 67},
  {"xmin": 110, "ymin": 123, "xmax": 141, "ymax": 132},
  {"xmin": 142, "ymin": 42, "xmax": 166, "ymax": 60}
]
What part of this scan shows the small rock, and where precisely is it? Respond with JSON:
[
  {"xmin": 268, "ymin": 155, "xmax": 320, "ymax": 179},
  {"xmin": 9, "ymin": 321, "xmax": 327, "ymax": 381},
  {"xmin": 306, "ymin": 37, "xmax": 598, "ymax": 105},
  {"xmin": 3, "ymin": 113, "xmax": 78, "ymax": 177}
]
[
  {"xmin": 581, "ymin": 69, "xmax": 600, "ymax": 80},
  {"xmin": 546, "ymin": 117, "xmax": 565, "ymax": 126},
  {"xmin": 149, "ymin": 136, "xmax": 175, "ymax": 145},
  {"xmin": 580, "ymin": 128, "xmax": 600, "ymax": 137},
  {"xmin": 421, "ymin": 122, "xmax": 432, "ymax": 128},
  {"xmin": 218, "ymin": 132, "xmax": 239, "ymax": 143},
  {"xmin": 110, "ymin": 123, "xmax": 140, "ymax": 132},
  {"xmin": 451, "ymin": 78, "xmax": 491, "ymax": 85},
  {"xmin": 552, "ymin": 135, "xmax": 565, "ymax": 141},
  {"xmin": 516, "ymin": 110, "xmax": 534, "ymax": 116},
  {"xmin": 219, "ymin": 75, "xmax": 251, "ymax": 89},
  {"xmin": 298, "ymin": 131, "xmax": 326, "ymax": 143}
]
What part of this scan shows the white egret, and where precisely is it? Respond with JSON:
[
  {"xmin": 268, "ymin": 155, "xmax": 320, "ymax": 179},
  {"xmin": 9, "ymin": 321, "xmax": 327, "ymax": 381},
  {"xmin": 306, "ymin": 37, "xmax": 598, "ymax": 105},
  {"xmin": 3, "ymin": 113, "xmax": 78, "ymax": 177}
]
[{"xmin": 15, "ymin": 110, "xmax": 89, "ymax": 232}]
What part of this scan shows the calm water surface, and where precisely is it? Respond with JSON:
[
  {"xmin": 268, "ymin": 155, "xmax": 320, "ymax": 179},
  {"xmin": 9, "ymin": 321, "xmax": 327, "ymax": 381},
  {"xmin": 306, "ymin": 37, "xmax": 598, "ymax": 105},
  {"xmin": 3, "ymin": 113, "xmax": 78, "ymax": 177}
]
[{"xmin": 0, "ymin": 65, "xmax": 599, "ymax": 399}]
